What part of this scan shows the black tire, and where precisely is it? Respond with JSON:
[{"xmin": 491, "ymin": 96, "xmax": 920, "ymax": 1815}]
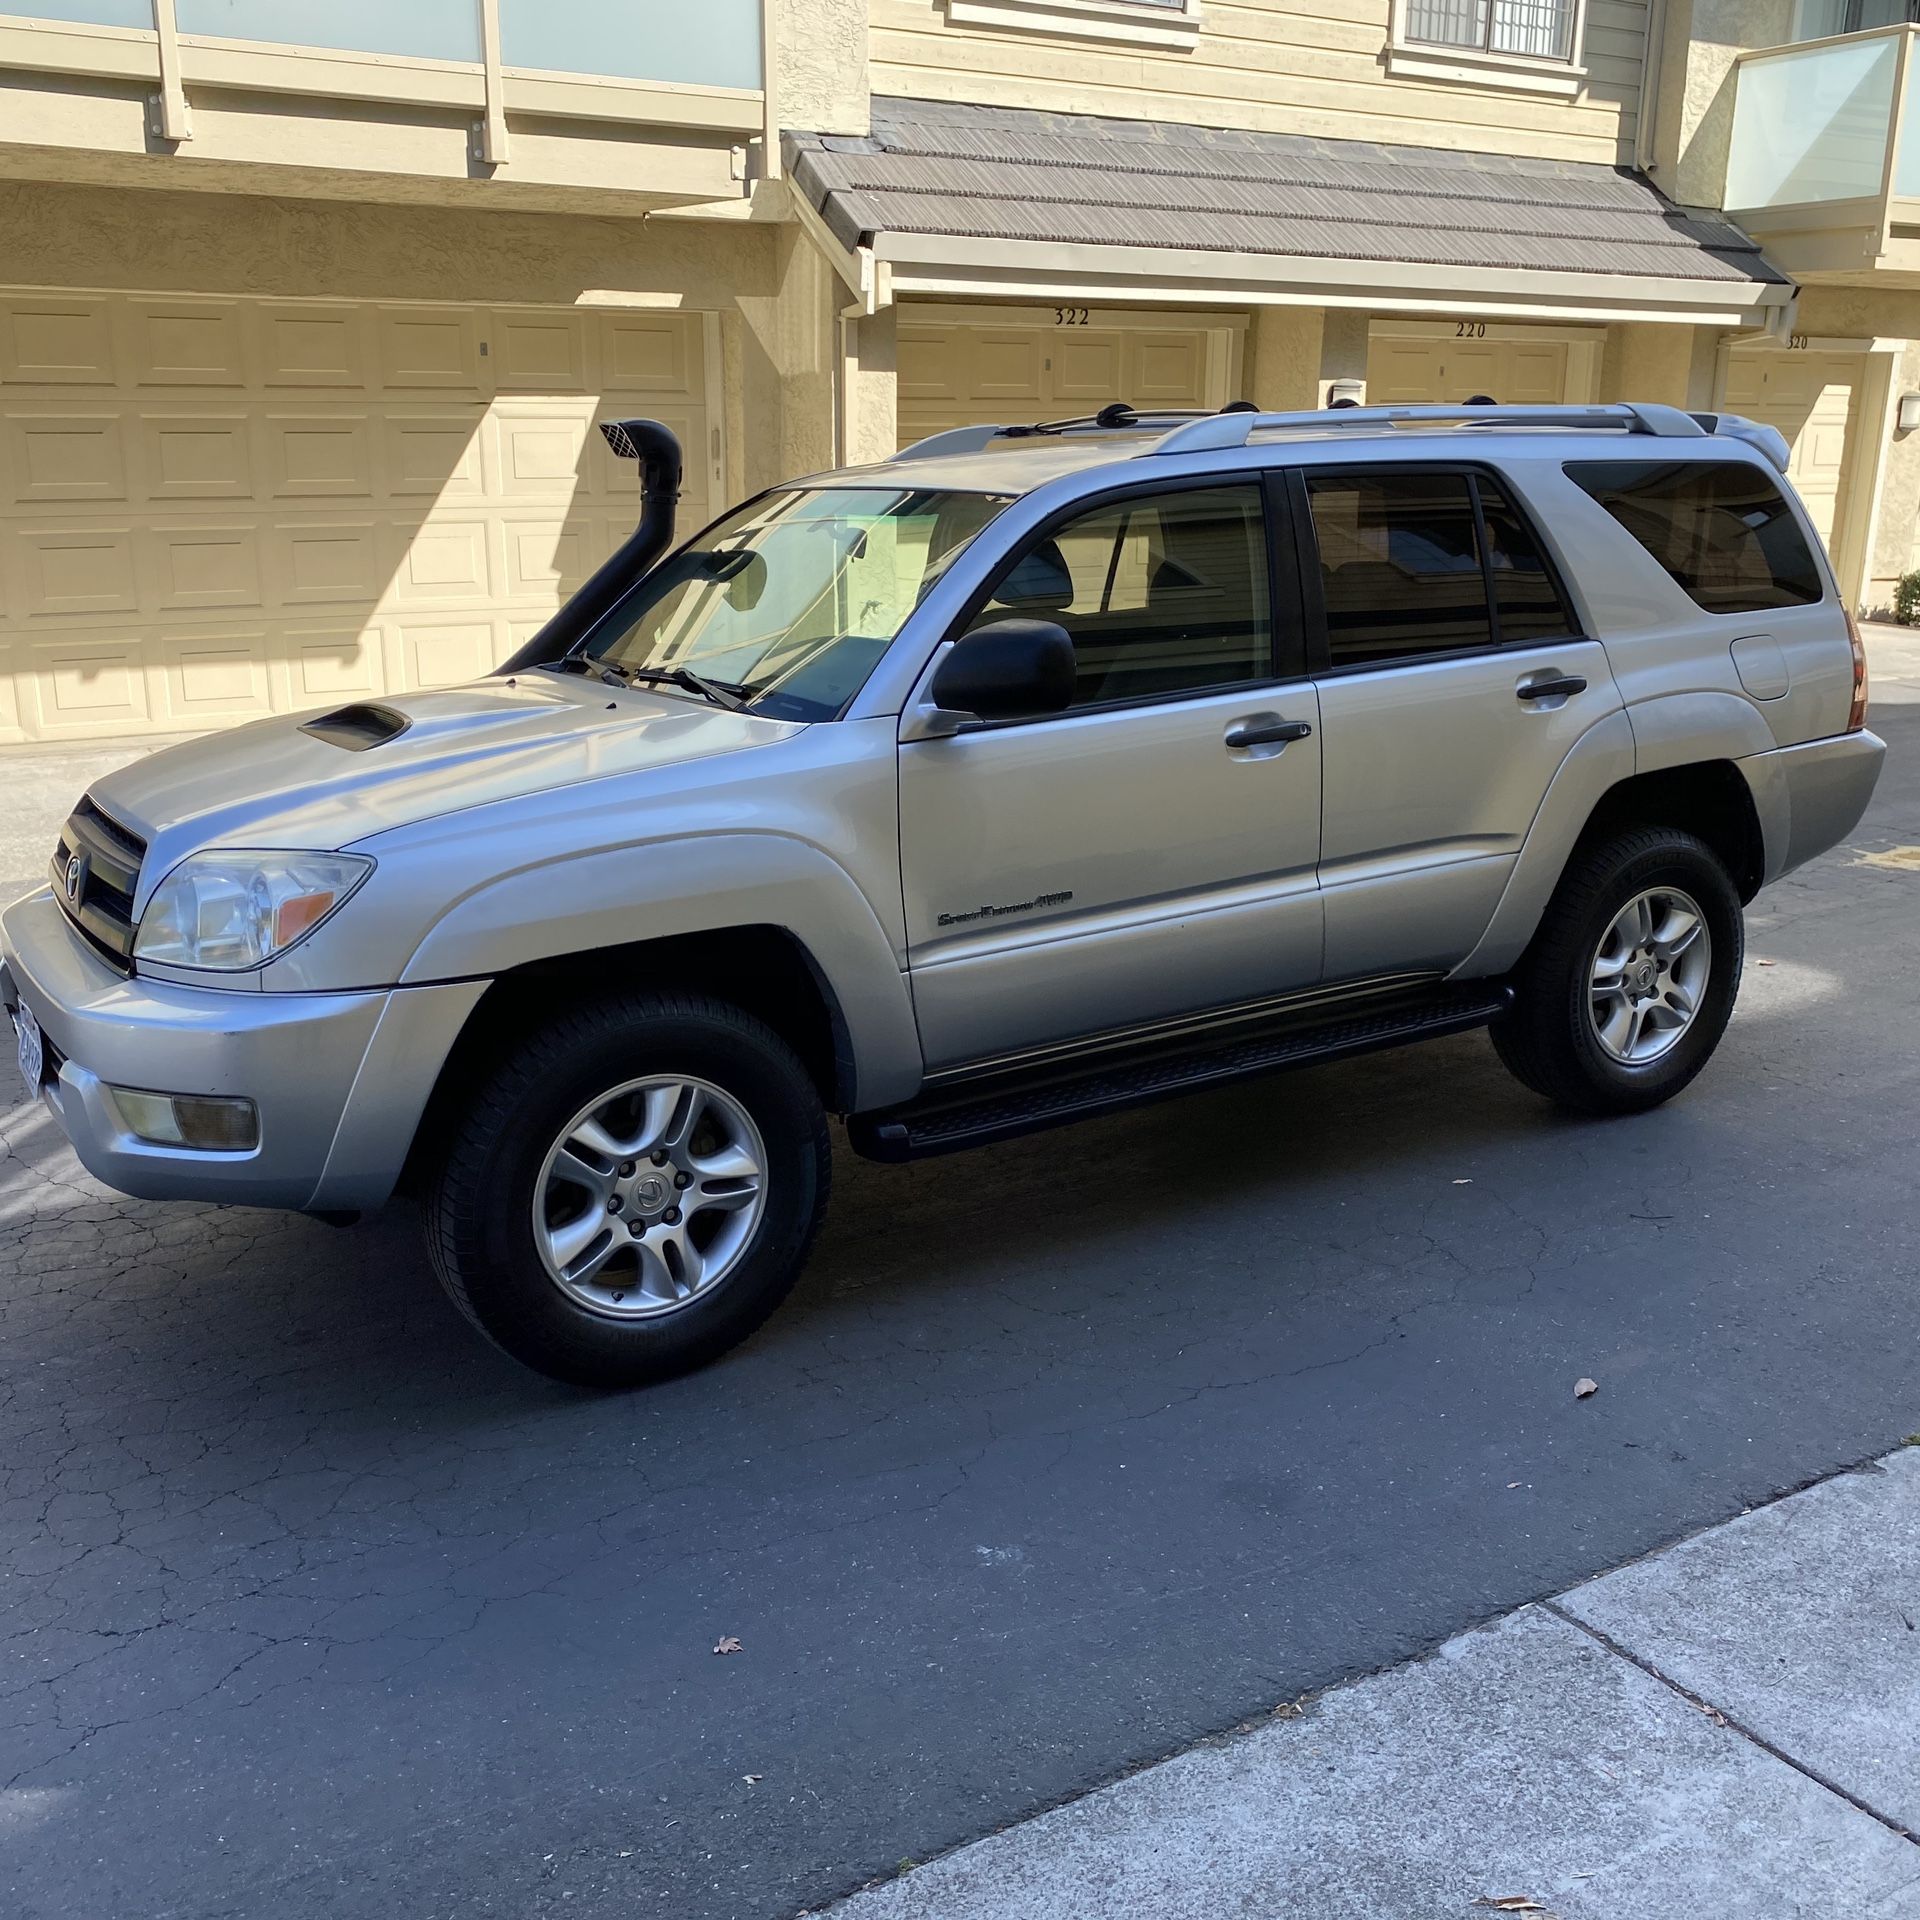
[
  {"xmin": 426, "ymin": 991, "xmax": 830, "ymax": 1387},
  {"xmin": 1491, "ymin": 827, "xmax": 1744, "ymax": 1116}
]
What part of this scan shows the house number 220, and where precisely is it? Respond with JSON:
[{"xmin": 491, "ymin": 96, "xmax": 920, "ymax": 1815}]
[{"xmin": 1454, "ymin": 320, "xmax": 1487, "ymax": 338}]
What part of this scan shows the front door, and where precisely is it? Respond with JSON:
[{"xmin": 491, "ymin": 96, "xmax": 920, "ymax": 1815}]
[
  {"xmin": 898, "ymin": 481, "xmax": 1323, "ymax": 1069},
  {"xmin": 1297, "ymin": 466, "xmax": 1622, "ymax": 981}
]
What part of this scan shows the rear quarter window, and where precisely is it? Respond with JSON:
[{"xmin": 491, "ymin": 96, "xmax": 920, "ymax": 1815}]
[{"xmin": 1564, "ymin": 459, "xmax": 1823, "ymax": 615}]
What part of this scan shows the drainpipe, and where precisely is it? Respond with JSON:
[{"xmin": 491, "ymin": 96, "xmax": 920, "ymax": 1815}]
[{"xmin": 1635, "ymin": 0, "xmax": 1668, "ymax": 176}]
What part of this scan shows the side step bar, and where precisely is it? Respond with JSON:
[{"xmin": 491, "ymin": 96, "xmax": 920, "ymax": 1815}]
[{"xmin": 849, "ymin": 985, "xmax": 1513, "ymax": 1163}]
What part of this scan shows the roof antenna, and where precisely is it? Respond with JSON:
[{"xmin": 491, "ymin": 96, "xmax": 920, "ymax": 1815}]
[
  {"xmin": 1095, "ymin": 401, "xmax": 1138, "ymax": 428},
  {"xmin": 1464, "ymin": 394, "xmax": 1498, "ymax": 406},
  {"xmin": 1219, "ymin": 399, "xmax": 1257, "ymax": 413}
]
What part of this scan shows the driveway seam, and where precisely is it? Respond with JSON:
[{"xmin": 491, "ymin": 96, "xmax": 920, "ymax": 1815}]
[{"xmin": 1538, "ymin": 1597, "xmax": 1920, "ymax": 1850}]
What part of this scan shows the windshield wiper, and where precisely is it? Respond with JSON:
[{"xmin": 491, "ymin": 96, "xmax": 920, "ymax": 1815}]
[{"xmin": 601, "ymin": 662, "xmax": 752, "ymax": 711}]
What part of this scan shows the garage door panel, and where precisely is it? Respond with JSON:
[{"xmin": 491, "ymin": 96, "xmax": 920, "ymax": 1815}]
[
  {"xmin": 1, "ymin": 290, "xmax": 710, "ymax": 742},
  {"xmin": 1365, "ymin": 333, "xmax": 1572, "ymax": 407},
  {"xmin": 1723, "ymin": 347, "xmax": 1861, "ymax": 550},
  {"xmin": 3, "ymin": 300, "xmax": 115, "ymax": 385},
  {"xmin": 271, "ymin": 520, "xmax": 382, "ymax": 607},
  {"xmin": 157, "ymin": 631, "xmax": 275, "ymax": 722},
  {"xmin": 1128, "ymin": 331, "xmax": 1208, "ymax": 405},
  {"xmin": 5, "ymin": 412, "xmax": 128, "ymax": 503},
  {"xmin": 143, "ymin": 523, "xmax": 265, "ymax": 613},
  {"xmin": 279, "ymin": 622, "xmax": 385, "ymax": 706},
  {"xmin": 14, "ymin": 526, "xmax": 138, "ymax": 619},
  {"xmin": 265, "ymin": 413, "xmax": 374, "ymax": 500},
  {"xmin": 141, "ymin": 413, "xmax": 254, "ymax": 501},
  {"xmin": 24, "ymin": 635, "xmax": 152, "ymax": 734},
  {"xmin": 376, "ymin": 307, "xmax": 485, "ymax": 393},
  {"xmin": 126, "ymin": 300, "xmax": 247, "ymax": 388},
  {"xmin": 382, "ymin": 410, "xmax": 486, "ymax": 499},
  {"xmin": 1051, "ymin": 332, "xmax": 1124, "ymax": 402},
  {"xmin": 254, "ymin": 303, "xmax": 370, "ymax": 390}
]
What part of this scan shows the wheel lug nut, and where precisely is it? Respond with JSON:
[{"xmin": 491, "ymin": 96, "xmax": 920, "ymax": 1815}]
[
  {"xmin": 674, "ymin": 1171, "xmax": 691, "ymax": 1189},
  {"xmin": 619, "ymin": 1161, "xmax": 635, "ymax": 1178},
  {"xmin": 607, "ymin": 1196, "xmax": 623, "ymax": 1214},
  {"xmin": 663, "ymin": 1207, "xmax": 681, "ymax": 1226},
  {"xmin": 628, "ymin": 1220, "xmax": 644, "ymax": 1238},
  {"xmin": 651, "ymin": 1149, "xmax": 669, "ymax": 1166}
]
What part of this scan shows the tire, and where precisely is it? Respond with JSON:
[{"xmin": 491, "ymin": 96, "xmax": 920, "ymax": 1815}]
[
  {"xmin": 1491, "ymin": 827, "xmax": 1744, "ymax": 1117},
  {"xmin": 426, "ymin": 991, "xmax": 830, "ymax": 1387}
]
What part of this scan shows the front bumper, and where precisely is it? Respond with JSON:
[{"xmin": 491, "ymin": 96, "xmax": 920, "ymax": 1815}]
[
  {"xmin": 2, "ymin": 887, "xmax": 484, "ymax": 1212},
  {"xmin": 1739, "ymin": 728, "xmax": 1887, "ymax": 885}
]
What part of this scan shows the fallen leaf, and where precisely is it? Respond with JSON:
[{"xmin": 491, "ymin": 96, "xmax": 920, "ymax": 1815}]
[
  {"xmin": 1574, "ymin": 1377, "xmax": 1599, "ymax": 1399},
  {"xmin": 1473, "ymin": 1901, "xmax": 1552, "ymax": 1914},
  {"xmin": 1507, "ymin": 1481, "xmax": 1522, "ymax": 1489},
  {"xmin": 713, "ymin": 1636, "xmax": 743, "ymax": 1655}
]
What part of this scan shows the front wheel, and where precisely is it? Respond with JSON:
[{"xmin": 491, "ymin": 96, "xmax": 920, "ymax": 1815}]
[
  {"xmin": 1491, "ymin": 827, "xmax": 1744, "ymax": 1116},
  {"xmin": 426, "ymin": 992, "xmax": 830, "ymax": 1387}
]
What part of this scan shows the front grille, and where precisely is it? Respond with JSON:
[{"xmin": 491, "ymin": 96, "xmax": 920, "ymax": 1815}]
[{"xmin": 51, "ymin": 795, "xmax": 147, "ymax": 970}]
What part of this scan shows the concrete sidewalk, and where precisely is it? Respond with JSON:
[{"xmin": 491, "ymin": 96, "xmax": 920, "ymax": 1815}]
[{"xmin": 819, "ymin": 1446, "xmax": 1920, "ymax": 1919}]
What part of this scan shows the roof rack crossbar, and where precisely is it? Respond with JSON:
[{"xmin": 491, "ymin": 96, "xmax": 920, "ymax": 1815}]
[
  {"xmin": 895, "ymin": 407, "xmax": 1223, "ymax": 462},
  {"xmin": 1146, "ymin": 402, "xmax": 1708, "ymax": 457}
]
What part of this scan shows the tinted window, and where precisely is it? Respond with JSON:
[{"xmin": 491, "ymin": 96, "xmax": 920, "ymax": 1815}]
[
  {"xmin": 1480, "ymin": 476, "xmax": 1575, "ymax": 643},
  {"xmin": 969, "ymin": 486, "xmax": 1270, "ymax": 708},
  {"xmin": 1566, "ymin": 460, "xmax": 1823, "ymax": 614},
  {"xmin": 1308, "ymin": 472, "xmax": 1492, "ymax": 664}
]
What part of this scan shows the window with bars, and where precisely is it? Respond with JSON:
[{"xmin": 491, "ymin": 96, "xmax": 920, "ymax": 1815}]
[{"xmin": 1403, "ymin": 0, "xmax": 1578, "ymax": 61}]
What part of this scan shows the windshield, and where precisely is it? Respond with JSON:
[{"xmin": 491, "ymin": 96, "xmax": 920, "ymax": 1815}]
[{"xmin": 581, "ymin": 486, "xmax": 1015, "ymax": 722}]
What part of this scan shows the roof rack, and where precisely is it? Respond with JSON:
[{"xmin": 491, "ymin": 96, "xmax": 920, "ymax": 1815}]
[
  {"xmin": 895, "ymin": 406, "xmax": 1218, "ymax": 462},
  {"xmin": 1146, "ymin": 401, "xmax": 1707, "ymax": 456}
]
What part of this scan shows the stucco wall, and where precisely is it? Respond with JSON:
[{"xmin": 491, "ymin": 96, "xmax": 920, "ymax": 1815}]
[
  {"xmin": 1653, "ymin": 0, "xmax": 1794, "ymax": 208},
  {"xmin": 779, "ymin": 0, "xmax": 871, "ymax": 134}
]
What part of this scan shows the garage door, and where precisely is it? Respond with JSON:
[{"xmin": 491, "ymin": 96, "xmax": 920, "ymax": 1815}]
[
  {"xmin": 898, "ymin": 308, "xmax": 1233, "ymax": 448},
  {"xmin": 1367, "ymin": 331, "xmax": 1578, "ymax": 407},
  {"xmin": 0, "ymin": 290, "xmax": 711, "ymax": 743},
  {"xmin": 1722, "ymin": 347, "xmax": 1862, "ymax": 555}
]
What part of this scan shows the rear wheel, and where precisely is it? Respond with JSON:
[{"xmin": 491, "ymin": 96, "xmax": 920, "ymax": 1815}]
[
  {"xmin": 1492, "ymin": 827, "xmax": 1744, "ymax": 1115},
  {"xmin": 427, "ymin": 992, "xmax": 830, "ymax": 1386}
]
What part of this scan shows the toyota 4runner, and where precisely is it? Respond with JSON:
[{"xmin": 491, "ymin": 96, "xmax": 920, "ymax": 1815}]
[{"xmin": 1, "ymin": 402, "xmax": 1885, "ymax": 1385}]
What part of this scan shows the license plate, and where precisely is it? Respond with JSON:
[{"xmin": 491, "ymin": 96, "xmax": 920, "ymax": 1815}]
[{"xmin": 13, "ymin": 1002, "xmax": 43, "ymax": 1091}]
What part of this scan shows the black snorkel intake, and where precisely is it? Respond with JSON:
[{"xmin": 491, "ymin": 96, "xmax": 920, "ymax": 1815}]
[{"xmin": 496, "ymin": 417, "xmax": 683, "ymax": 674}]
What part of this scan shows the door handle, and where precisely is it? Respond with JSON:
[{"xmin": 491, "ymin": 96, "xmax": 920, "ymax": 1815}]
[
  {"xmin": 1224, "ymin": 717, "xmax": 1313, "ymax": 749},
  {"xmin": 1516, "ymin": 674, "xmax": 1586, "ymax": 702}
]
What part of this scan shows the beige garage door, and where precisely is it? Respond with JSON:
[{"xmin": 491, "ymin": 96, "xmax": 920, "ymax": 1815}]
[
  {"xmin": 0, "ymin": 290, "xmax": 711, "ymax": 744},
  {"xmin": 1367, "ymin": 330, "xmax": 1580, "ymax": 407},
  {"xmin": 898, "ymin": 307, "xmax": 1233, "ymax": 448},
  {"xmin": 1722, "ymin": 346, "xmax": 1862, "ymax": 555}
]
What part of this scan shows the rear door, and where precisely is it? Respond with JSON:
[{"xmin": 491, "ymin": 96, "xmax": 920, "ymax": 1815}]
[{"xmin": 1295, "ymin": 465, "xmax": 1620, "ymax": 981}]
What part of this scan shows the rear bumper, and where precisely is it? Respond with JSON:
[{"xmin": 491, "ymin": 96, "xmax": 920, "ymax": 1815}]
[
  {"xmin": 1739, "ymin": 729, "xmax": 1886, "ymax": 885},
  {"xmin": 2, "ymin": 886, "xmax": 483, "ymax": 1212}
]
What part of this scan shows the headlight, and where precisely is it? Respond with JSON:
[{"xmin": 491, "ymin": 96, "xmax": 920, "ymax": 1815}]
[{"xmin": 134, "ymin": 850, "xmax": 373, "ymax": 971}]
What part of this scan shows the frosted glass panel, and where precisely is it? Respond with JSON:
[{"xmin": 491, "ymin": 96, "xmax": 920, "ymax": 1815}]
[
  {"xmin": 0, "ymin": 2, "xmax": 151, "ymax": 25},
  {"xmin": 1726, "ymin": 34, "xmax": 1897, "ymax": 209},
  {"xmin": 500, "ymin": 0, "xmax": 762, "ymax": 88},
  {"xmin": 1900, "ymin": 43, "xmax": 1920, "ymax": 193},
  {"xmin": 175, "ymin": 0, "xmax": 482, "ymax": 61}
]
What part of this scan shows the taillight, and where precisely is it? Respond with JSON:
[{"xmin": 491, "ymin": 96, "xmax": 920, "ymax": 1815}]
[{"xmin": 1845, "ymin": 606, "xmax": 1870, "ymax": 732}]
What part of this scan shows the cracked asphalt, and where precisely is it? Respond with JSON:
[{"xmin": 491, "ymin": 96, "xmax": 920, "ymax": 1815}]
[{"xmin": 4, "ymin": 678, "xmax": 1918, "ymax": 1920}]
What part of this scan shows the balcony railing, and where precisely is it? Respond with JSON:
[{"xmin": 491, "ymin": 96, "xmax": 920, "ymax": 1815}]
[
  {"xmin": 0, "ymin": 0, "xmax": 773, "ymax": 164},
  {"xmin": 1724, "ymin": 23, "xmax": 1920, "ymax": 265}
]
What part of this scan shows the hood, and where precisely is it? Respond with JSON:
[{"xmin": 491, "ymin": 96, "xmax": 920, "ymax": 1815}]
[{"xmin": 90, "ymin": 674, "xmax": 800, "ymax": 900}]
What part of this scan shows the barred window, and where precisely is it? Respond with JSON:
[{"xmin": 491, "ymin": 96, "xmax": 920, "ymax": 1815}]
[{"xmin": 1403, "ymin": 0, "xmax": 1577, "ymax": 61}]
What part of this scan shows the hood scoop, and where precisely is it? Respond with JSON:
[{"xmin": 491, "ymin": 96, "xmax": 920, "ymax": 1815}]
[{"xmin": 300, "ymin": 703, "xmax": 413, "ymax": 751}]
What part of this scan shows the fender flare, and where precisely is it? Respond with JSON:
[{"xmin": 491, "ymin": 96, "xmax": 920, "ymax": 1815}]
[{"xmin": 400, "ymin": 832, "xmax": 924, "ymax": 1110}]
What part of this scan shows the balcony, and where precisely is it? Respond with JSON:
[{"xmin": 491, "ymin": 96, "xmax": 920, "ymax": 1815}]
[
  {"xmin": 1724, "ymin": 23, "xmax": 1920, "ymax": 282},
  {"xmin": 0, "ymin": 0, "xmax": 774, "ymax": 209}
]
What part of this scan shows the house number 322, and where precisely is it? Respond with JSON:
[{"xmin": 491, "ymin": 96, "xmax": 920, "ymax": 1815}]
[{"xmin": 1054, "ymin": 306, "xmax": 1090, "ymax": 326}]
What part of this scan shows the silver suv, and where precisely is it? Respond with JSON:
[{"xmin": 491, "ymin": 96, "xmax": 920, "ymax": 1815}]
[{"xmin": 2, "ymin": 403, "xmax": 1884, "ymax": 1385}]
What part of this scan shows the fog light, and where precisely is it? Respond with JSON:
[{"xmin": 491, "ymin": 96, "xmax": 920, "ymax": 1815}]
[{"xmin": 108, "ymin": 1086, "xmax": 259, "ymax": 1152}]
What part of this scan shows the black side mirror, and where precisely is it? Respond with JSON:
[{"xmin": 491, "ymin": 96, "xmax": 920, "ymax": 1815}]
[{"xmin": 929, "ymin": 618, "xmax": 1076, "ymax": 727}]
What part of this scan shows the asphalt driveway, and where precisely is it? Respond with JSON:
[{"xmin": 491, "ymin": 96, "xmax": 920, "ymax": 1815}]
[{"xmin": 3, "ymin": 654, "xmax": 1918, "ymax": 1920}]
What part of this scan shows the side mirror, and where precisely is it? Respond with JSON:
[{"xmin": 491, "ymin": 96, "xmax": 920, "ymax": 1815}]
[{"xmin": 927, "ymin": 618, "xmax": 1076, "ymax": 729}]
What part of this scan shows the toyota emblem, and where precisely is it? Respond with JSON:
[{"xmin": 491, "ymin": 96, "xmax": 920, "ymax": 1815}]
[{"xmin": 64, "ymin": 853, "xmax": 83, "ymax": 904}]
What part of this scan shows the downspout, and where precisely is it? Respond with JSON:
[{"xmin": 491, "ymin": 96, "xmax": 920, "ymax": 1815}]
[
  {"xmin": 834, "ymin": 250, "xmax": 883, "ymax": 468},
  {"xmin": 1635, "ymin": 0, "xmax": 1668, "ymax": 176}
]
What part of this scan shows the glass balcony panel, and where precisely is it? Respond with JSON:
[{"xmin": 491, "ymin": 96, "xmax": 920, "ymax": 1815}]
[
  {"xmin": 174, "ymin": 0, "xmax": 482, "ymax": 62},
  {"xmin": 1726, "ymin": 32, "xmax": 1899, "ymax": 210},
  {"xmin": 1, "ymin": 2, "xmax": 152, "ymax": 25},
  {"xmin": 1899, "ymin": 38, "xmax": 1920, "ymax": 195},
  {"xmin": 499, "ymin": 0, "xmax": 762, "ymax": 89}
]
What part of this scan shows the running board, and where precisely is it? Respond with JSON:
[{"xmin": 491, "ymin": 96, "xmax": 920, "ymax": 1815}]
[{"xmin": 849, "ymin": 985, "xmax": 1513, "ymax": 1163}]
